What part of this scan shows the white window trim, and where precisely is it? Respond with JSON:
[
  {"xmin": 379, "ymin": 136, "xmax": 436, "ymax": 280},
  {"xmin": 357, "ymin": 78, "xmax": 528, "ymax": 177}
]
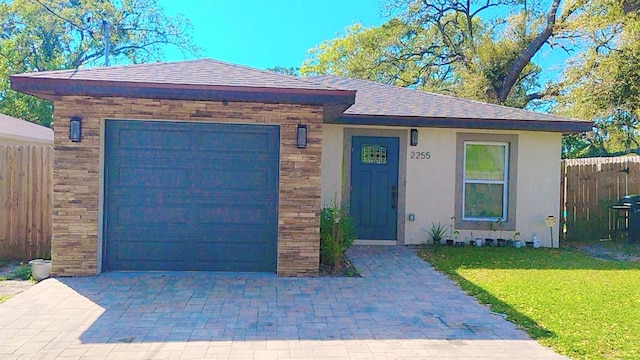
[{"xmin": 462, "ymin": 141, "xmax": 509, "ymax": 222}]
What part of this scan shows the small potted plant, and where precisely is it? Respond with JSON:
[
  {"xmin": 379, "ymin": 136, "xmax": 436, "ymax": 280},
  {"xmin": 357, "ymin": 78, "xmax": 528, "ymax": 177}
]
[
  {"xmin": 507, "ymin": 231, "xmax": 519, "ymax": 247},
  {"xmin": 496, "ymin": 219, "xmax": 506, "ymax": 246},
  {"xmin": 485, "ymin": 222, "xmax": 496, "ymax": 246},
  {"xmin": 29, "ymin": 258, "xmax": 52, "ymax": 281},
  {"xmin": 423, "ymin": 221, "xmax": 451, "ymax": 245},
  {"xmin": 513, "ymin": 232, "xmax": 522, "ymax": 248}
]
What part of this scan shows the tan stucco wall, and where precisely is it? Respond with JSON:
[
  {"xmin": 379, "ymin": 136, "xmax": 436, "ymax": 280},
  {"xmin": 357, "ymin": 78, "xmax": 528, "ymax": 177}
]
[{"xmin": 321, "ymin": 125, "xmax": 562, "ymax": 247}]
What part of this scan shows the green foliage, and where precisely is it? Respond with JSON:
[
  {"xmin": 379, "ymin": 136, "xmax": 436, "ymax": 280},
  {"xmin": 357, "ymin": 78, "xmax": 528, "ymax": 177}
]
[
  {"xmin": 557, "ymin": 4, "xmax": 640, "ymax": 158},
  {"xmin": 418, "ymin": 246, "xmax": 640, "ymax": 360},
  {"xmin": 6, "ymin": 264, "xmax": 32, "ymax": 281},
  {"xmin": 302, "ymin": 0, "xmax": 591, "ymax": 108},
  {"xmin": 0, "ymin": 0, "xmax": 202, "ymax": 126},
  {"xmin": 265, "ymin": 66, "xmax": 300, "ymax": 76},
  {"xmin": 423, "ymin": 221, "xmax": 451, "ymax": 243},
  {"xmin": 320, "ymin": 202, "xmax": 357, "ymax": 275}
]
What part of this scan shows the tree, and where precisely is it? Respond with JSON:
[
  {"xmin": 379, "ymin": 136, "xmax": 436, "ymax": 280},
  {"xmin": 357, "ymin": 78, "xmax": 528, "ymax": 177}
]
[
  {"xmin": 0, "ymin": 0, "xmax": 201, "ymax": 127},
  {"xmin": 266, "ymin": 66, "xmax": 300, "ymax": 76},
  {"xmin": 301, "ymin": 0, "xmax": 592, "ymax": 108},
  {"xmin": 556, "ymin": 2, "xmax": 640, "ymax": 157}
]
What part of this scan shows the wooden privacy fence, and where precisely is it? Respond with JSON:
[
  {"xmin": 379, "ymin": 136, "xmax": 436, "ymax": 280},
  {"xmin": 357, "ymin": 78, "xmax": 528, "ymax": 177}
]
[
  {"xmin": 561, "ymin": 156, "xmax": 640, "ymax": 241},
  {"xmin": 0, "ymin": 145, "xmax": 53, "ymax": 260}
]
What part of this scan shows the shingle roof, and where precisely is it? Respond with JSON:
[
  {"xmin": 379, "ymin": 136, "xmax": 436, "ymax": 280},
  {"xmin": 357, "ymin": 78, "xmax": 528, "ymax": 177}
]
[
  {"xmin": 308, "ymin": 75, "xmax": 586, "ymax": 123},
  {"xmin": 10, "ymin": 59, "xmax": 356, "ymax": 108},
  {"xmin": 0, "ymin": 113, "xmax": 53, "ymax": 144},
  {"xmin": 9, "ymin": 58, "xmax": 591, "ymax": 133},
  {"xmin": 18, "ymin": 59, "xmax": 334, "ymax": 90}
]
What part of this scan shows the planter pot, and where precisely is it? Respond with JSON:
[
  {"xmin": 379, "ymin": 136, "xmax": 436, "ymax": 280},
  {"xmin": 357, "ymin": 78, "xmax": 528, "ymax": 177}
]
[
  {"xmin": 29, "ymin": 259, "xmax": 52, "ymax": 281},
  {"xmin": 497, "ymin": 238, "xmax": 506, "ymax": 247},
  {"xmin": 446, "ymin": 239, "xmax": 454, "ymax": 246},
  {"xmin": 514, "ymin": 240, "xmax": 522, "ymax": 249},
  {"xmin": 485, "ymin": 238, "xmax": 494, "ymax": 247},
  {"xmin": 475, "ymin": 238, "xmax": 483, "ymax": 247},
  {"xmin": 525, "ymin": 241, "xmax": 534, "ymax": 248}
]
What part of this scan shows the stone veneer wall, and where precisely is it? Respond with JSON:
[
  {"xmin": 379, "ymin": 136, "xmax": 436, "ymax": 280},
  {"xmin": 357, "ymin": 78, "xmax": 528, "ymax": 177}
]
[{"xmin": 51, "ymin": 96, "xmax": 323, "ymax": 276}]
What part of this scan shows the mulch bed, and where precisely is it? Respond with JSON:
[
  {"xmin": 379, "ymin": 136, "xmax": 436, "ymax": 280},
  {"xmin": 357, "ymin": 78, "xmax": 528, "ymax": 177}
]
[{"xmin": 319, "ymin": 255, "xmax": 360, "ymax": 277}]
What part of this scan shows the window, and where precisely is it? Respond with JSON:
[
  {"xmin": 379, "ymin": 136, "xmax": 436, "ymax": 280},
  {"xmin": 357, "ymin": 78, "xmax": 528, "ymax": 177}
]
[
  {"xmin": 463, "ymin": 142, "xmax": 508, "ymax": 221},
  {"xmin": 361, "ymin": 144, "xmax": 388, "ymax": 164},
  {"xmin": 455, "ymin": 133, "xmax": 517, "ymax": 230}
]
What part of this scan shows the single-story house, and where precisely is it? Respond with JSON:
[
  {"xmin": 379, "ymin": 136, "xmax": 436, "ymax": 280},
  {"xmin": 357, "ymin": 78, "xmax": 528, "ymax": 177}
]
[
  {"xmin": 0, "ymin": 113, "xmax": 53, "ymax": 146},
  {"xmin": 9, "ymin": 59, "xmax": 592, "ymax": 276}
]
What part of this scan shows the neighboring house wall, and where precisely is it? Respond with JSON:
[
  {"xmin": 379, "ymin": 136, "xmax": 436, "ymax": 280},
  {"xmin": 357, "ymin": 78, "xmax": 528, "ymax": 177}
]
[
  {"xmin": 321, "ymin": 125, "xmax": 562, "ymax": 247},
  {"xmin": 51, "ymin": 96, "xmax": 323, "ymax": 276},
  {"xmin": 0, "ymin": 136, "xmax": 52, "ymax": 146}
]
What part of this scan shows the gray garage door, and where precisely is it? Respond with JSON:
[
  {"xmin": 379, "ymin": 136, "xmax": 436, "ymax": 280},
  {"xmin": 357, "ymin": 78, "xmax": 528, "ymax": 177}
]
[{"xmin": 104, "ymin": 120, "xmax": 279, "ymax": 272}]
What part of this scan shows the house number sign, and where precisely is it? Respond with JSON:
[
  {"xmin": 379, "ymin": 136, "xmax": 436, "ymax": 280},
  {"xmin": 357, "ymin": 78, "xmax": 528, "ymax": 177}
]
[{"xmin": 410, "ymin": 151, "xmax": 431, "ymax": 160}]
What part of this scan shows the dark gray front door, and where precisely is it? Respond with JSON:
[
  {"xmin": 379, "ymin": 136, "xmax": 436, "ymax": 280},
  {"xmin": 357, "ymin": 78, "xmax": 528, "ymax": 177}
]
[
  {"xmin": 350, "ymin": 136, "xmax": 399, "ymax": 240},
  {"xmin": 104, "ymin": 120, "xmax": 279, "ymax": 272}
]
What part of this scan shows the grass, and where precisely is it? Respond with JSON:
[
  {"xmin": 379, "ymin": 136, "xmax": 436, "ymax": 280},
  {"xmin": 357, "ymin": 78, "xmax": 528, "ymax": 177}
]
[{"xmin": 417, "ymin": 245, "xmax": 640, "ymax": 360}]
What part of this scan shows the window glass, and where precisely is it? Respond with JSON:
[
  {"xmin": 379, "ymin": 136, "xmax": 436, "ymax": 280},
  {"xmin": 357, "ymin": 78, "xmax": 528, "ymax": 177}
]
[
  {"xmin": 361, "ymin": 144, "xmax": 388, "ymax": 164},
  {"xmin": 463, "ymin": 142, "xmax": 508, "ymax": 220},
  {"xmin": 465, "ymin": 144, "xmax": 505, "ymax": 181},
  {"xmin": 464, "ymin": 183, "xmax": 504, "ymax": 218}
]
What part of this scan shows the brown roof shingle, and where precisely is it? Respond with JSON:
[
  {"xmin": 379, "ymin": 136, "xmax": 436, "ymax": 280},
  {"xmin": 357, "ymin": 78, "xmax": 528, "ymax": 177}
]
[
  {"xmin": 10, "ymin": 59, "xmax": 356, "ymax": 108},
  {"xmin": 19, "ymin": 59, "xmax": 332, "ymax": 90},
  {"xmin": 9, "ymin": 58, "xmax": 591, "ymax": 133},
  {"xmin": 310, "ymin": 75, "xmax": 568, "ymax": 120}
]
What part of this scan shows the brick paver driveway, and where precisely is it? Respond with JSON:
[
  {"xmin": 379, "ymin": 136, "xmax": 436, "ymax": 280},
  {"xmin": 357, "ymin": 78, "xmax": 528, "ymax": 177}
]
[{"xmin": 0, "ymin": 246, "xmax": 566, "ymax": 359}]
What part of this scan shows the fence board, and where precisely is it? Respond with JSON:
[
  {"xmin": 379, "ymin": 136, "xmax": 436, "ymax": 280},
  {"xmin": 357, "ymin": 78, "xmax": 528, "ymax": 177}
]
[
  {"xmin": 0, "ymin": 145, "xmax": 53, "ymax": 260},
  {"xmin": 562, "ymin": 156, "xmax": 640, "ymax": 241}
]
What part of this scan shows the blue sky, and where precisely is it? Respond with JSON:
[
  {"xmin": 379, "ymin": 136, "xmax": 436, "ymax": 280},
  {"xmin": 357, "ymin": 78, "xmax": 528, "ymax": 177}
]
[
  {"xmin": 156, "ymin": 0, "xmax": 566, "ymax": 85},
  {"xmin": 158, "ymin": 0, "xmax": 386, "ymax": 70}
]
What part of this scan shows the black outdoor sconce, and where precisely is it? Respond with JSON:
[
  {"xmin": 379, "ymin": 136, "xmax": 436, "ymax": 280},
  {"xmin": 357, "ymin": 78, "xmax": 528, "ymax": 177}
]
[
  {"xmin": 69, "ymin": 116, "xmax": 82, "ymax": 142},
  {"xmin": 296, "ymin": 124, "xmax": 308, "ymax": 149},
  {"xmin": 410, "ymin": 128, "xmax": 418, "ymax": 146}
]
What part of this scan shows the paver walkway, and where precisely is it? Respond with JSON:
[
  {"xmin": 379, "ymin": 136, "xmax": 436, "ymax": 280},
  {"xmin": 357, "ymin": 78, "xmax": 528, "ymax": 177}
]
[{"xmin": 0, "ymin": 245, "xmax": 566, "ymax": 359}]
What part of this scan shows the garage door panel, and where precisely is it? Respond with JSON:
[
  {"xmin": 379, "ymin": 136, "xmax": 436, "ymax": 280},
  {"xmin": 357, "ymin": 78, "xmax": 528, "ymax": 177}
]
[
  {"xmin": 197, "ymin": 168, "xmax": 274, "ymax": 193},
  {"xmin": 116, "ymin": 128, "xmax": 191, "ymax": 151},
  {"xmin": 193, "ymin": 225, "xmax": 275, "ymax": 241},
  {"xmin": 116, "ymin": 166, "xmax": 190, "ymax": 189},
  {"xmin": 197, "ymin": 205, "xmax": 270, "ymax": 225},
  {"xmin": 104, "ymin": 120, "xmax": 279, "ymax": 272},
  {"xmin": 116, "ymin": 206, "xmax": 189, "ymax": 225},
  {"xmin": 116, "ymin": 241, "xmax": 187, "ymax": 261},
  {"xmin": 195, "ymin": 130, "xmax": 273, "ymax": 152}
]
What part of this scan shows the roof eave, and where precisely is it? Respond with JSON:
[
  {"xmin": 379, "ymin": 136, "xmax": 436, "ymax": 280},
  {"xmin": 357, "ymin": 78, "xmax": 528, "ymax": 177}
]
[
  {"xmin": 9, "ymin": 76, "xmax": 357, "ymax": 107},
  {"xmin": 329, "ymin": 114, "xmax": 593, "ymax": 133}
]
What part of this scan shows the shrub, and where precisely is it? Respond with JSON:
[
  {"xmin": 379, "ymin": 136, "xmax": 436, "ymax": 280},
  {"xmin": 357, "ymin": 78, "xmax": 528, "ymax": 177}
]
[
  {"xmin": 7, "ymin": 264, "xmax": 32, "ymax": 281},
  {"xmin": 423, "ymin": 221, "xmax": 451, "ymax": 244},
  {"xmin": 320, "ymin": 202, "xmax": 357, "ymax": 274}
]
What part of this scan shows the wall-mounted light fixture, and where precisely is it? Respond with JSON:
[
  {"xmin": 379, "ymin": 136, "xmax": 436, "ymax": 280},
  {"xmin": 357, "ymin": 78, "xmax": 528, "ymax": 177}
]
[
  {"xmin": 296, "ymin": 124, "xmax": 308, "ymax": 149},
  {"xmin": 69, "ymin": 116, "xmax": 82, "ymax": 142},
  {"xmin": 410, "ymin": 128, "xmax": 418, "ymax": 146}
]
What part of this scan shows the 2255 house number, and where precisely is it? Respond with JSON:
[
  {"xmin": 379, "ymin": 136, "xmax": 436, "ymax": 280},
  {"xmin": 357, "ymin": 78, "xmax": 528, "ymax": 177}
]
[{"xmin": 410, "ymin": 151, "xmax": 431, "ymax": 160}]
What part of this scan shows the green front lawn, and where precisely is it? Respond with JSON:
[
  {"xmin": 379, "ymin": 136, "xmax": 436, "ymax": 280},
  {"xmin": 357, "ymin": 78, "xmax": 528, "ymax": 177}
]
[{"xmin": 418, "ymin": 245, "xmax": 640, "ymax": 360}]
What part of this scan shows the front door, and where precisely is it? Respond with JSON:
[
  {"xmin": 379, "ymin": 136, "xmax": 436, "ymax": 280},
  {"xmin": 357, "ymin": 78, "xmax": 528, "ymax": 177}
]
[{"xmin": 350, "ymin": 136, "xmax": 399, "ymax": 240}]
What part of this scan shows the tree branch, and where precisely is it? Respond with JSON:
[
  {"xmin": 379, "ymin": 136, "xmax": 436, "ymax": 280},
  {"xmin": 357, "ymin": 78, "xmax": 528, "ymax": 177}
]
[{"xmin": 497, "ymin": 0, "xmax": 561, "ymax": 102}]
